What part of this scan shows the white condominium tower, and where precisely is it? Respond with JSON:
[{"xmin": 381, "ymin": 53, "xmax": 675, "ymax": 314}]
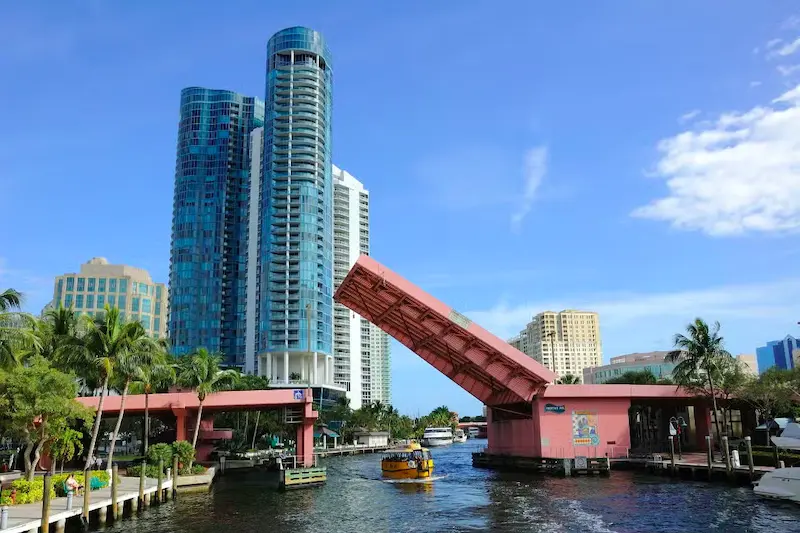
[
  {"xmin": 332, "ymin": 165, "xmax": 391, "ymax": 409},
  {"xmin": 509, "ymin": 310, "xmax": 602, "ymax": 380}
]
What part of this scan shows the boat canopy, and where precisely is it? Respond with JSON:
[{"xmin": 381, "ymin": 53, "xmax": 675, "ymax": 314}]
[{"xmin": 772, "ymin": 422, "xmax": 800, "ymax": 450}]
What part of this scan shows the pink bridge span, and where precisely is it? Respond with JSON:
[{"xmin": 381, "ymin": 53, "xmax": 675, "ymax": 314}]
[{"xmin": 335, "ymin": 255, "xmax": 713, "ymax": 459}]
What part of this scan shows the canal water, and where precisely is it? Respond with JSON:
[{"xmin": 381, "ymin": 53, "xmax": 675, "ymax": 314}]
[{"xmin": 91, "ymin": 442, "xmax": 800, "ymax": 533}]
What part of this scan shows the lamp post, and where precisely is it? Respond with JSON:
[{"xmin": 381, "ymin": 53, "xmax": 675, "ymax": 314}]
[{"xmin": 670, "ymin": 416, "xmax": 687, "ymax": 460}]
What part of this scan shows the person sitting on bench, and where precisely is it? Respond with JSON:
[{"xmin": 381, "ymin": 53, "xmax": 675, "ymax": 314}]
[{"xmin": 66, "ymin": 474, "xmax": 83, "ymax": 494}]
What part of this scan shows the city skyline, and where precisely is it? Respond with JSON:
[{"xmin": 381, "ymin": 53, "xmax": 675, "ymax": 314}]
[{"xmin": 5, "ymin": 2, "xmax": 800, "ymax": 417}]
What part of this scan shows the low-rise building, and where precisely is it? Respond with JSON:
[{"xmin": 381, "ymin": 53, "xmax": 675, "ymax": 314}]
[
  {"xmin": 583, "ymin": 351, "xmax": 674, "ymax": 384},
  {"xmin": 52, "ymin": 257, "xmax": 168, "ymax": 339}
]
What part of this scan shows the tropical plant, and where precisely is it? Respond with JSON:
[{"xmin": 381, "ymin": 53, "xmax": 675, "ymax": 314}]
[
  {"xmin": 741, "ymin": 368, "xmax": 796, "ymax": 445},
  {"xmin": 177, "ymin": 349, "xmax": 239, "ymax": 457},
  {"xmin": 172, "ymin": 440, "xmax": 195, "ymax": 470},
  {"xmin": 666, "ymin": 318, "xmax": 732, "ymax": 445},
  {"xmin": 0, "ymin": 289, "xmax": 38, "ymax": 370},
  {"xmin": 130, "ymin": 351, "xmax": 176, "ymax": 455},
  {"xmin": 557, "ymin": 374, "xmax": 581, "ymax": 384},
  {"xmin": 58, "ymin": 305, "xmax": 160, "ymax": 470},
  {"xmin": 49, "ymin": 428, "xmax": 84, "ymax": 473},
  {"xmin": 0, "ymin": 357, "xmax": 92, "ymax": 480}
]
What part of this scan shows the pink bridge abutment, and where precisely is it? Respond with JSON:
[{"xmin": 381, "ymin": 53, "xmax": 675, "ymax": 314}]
[
  {"xmin": 334, "ymin": 255, "xmax": 713, "ymax": 470},
  {"xmin": 78, "ymin": 389, "xmax": 318, "ymax": 465}
]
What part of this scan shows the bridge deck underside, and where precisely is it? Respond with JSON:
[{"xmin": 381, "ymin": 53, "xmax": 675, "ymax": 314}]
[{"xmin": 334, "ymin": 255, "xmax": 557, "ymax": 406}]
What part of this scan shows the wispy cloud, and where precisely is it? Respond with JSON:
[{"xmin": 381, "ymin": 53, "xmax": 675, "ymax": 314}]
[
  {"xmin": 778, "ymin": 64, "xmax": 800, "ymax": 77},
  {"xmin": 782, "ymin": 16, "xmax": 800, "ymax": 31},
  {"xmin": 678, "ymin": 109, "xmax": 701, "ymax": 123},
  {"xmin": 769, "ymin": 37, "xmax": 800, "ymax": 59},
  {"xmin": 511, "ymin": 146, "xmax": 548, "ymax": 231},
  {"xmin": 465, "ymin": 278, "xmax": 800, "ymax": 354},
  {"xmin": 632, "ymin": 83, "xmax": 800, "ymax": 236},
  {"xmin": 750, "ymin": 81, "xmax": 763, "ymax": 88}
]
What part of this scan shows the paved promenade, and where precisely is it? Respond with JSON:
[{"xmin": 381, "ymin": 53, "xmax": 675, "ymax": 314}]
[{"xmin": 1, "ymin": 476, "xmax": 171, "ymax": 533}]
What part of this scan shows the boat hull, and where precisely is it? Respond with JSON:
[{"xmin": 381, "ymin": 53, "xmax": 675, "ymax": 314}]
[
  {"xmin": 754, "ymin": 468, "xmax": 800, "ymax": 503},
  {"xmin": 422, "ymin": 438, "xmax": 453, "ymax": 447},
  {"xmin": 382, "ymin": 459, "xmax": 435, "ymax": 479}
]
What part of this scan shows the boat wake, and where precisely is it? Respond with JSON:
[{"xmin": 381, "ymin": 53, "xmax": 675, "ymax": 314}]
[{"xmin": 382, "ymin": 474, "xmax": 448, "ymax": 484}]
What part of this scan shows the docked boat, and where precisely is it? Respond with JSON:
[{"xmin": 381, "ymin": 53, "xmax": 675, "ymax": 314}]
[
  {"xmin": 381, "ymin": 442, "xmax": 434, "ymax": 479},
  {"xmin": 453, "ymin": 429, "xmax": 467, "ymax": 443},
  {"xmin": 467, "ymin": 427, "xmax": 480, "ymax": 439},
  {"xmin": 753, "ymin": 422, "xmax": 800, "ymax": 503},
  {"xmin": 421, "ymin": 427, "xmax": 453, "ymax": 447}
]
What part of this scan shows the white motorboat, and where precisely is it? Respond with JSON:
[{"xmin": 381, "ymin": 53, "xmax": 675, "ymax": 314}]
[
  {"xmin": 421, "ymin": 427, "xmax": 453, "ymax": 447},
  {"xmin": 453, "ymin": 429, "xmax": 467, "ymax": 443},
  {"xmin": 467, "ymin": 427, "xmax": 480, "ymax": 439},
  {"xmin": 753, "ymin": 422, "xmax": 800, "ymax": 503}
]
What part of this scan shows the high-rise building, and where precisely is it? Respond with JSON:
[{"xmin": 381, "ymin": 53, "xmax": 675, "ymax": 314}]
[
  {"xmin": 256, "ymin": 27, "xmax": 335, "ymax": 389},
  {"xmin": 757, "ymin": 336, "xmax": 799, "ymax": 373},
  {"xmin": 329, "ymin": 165, "xmax": 391, "ymax": 408},
  {"xmin": 509, "ymin": 310, "xmax": 602, "ymax": 379},
  {"xmin": 52, "ymin": 257, "xmax": 167, "ymax": 339},
  {"xmin": 735, "ymin": 353, "xmax": 758, "ymax": 376},
  {"xmin": 168, "ymin": 87, "xmax": 264, "ymax": 366}
]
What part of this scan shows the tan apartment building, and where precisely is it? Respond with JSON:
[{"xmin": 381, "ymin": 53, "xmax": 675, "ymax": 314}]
[
  {"xmin": 509, "ymin": 310, "xmax": 602, "ymax": 380},
  {"xmin": 52, "ymin": 257, "xmax": 168, "ymax": 339}
]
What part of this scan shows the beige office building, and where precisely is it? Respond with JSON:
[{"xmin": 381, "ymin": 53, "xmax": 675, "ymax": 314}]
[
  {"xmin": 52, "ymin": 257, "xmax": 168, "ymax": 339},
  {"xmin": 509, "ymin": 310, "xmax": 602, "ymax": 380}
]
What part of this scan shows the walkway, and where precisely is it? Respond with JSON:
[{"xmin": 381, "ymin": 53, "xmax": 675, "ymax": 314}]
[{"xmin": 1, "ymin": 476, "xmax": 172, "ymax": 533}]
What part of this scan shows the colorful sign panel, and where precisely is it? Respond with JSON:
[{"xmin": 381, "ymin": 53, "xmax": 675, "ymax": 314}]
[
  {"xmin": 572, "ymin": 410, "xmax": 600, "ymax": 446},
  {"xmin": 293, "ymin": 389, "xmax": 304, "ymax": 400},
  {"xmin": 544, "ymin": 403, "xmax": 566, "ymax": 413}
]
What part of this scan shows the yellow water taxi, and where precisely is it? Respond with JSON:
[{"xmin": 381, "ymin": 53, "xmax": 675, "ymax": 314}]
[{"xmin": 381, "ymin": 442, "xmax": 434, "ymax": 479}]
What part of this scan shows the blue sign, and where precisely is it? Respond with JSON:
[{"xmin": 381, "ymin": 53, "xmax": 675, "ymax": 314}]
[
  {"xmin": 293, "ymin": 389, "xmax": 304, "ymax": 400},
  {"xmin": 544, "ymin": 403, "xmax": 566, "ymax": 414}
]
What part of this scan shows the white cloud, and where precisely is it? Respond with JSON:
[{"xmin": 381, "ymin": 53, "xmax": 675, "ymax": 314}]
[
  {"xmin": 632, "ymin": 83, "xmax": 800, "ymax": 236},
  {"xmin": 510, "ymin": 146, "xmax": 548, "ymax": 230},
  {"xmin": 679, "ymin": 109, "xmax": 701, "ymax": 123},
  {"xmin": 465, "ymin": 278, "xmax": 800, "ymax": 356},
  {"xmin": 767, "ymin": 38, "xmax": 784, "ymax": 50},
  {"xmin": 769, "ymin": 37, "xmax": 800, "ymax": 58},
  {"xmin": 778, "ymin": 64, "xmax": 800, "ymax": 77}
]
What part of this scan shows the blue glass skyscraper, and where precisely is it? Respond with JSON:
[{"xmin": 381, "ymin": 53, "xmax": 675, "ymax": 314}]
[
  {"xmin": 257, "ymin": 27, "xmax": 334, "ymax": 380},
  {"xmin": 170, "ymin": 87, "xmax": 264, "ymax": 365},
  {"xmin": 756, "ymin": 335, "xmax": 800, "ymax": 373}
]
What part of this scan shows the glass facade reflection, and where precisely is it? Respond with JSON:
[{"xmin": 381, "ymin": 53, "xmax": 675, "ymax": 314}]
[
  {"xmin": 259, "ymin": 27, "xmax": 333, "ymax": 360},
  {"xmin": 170, "ymin": 87, "xmax": 264, "ymax": 365}
]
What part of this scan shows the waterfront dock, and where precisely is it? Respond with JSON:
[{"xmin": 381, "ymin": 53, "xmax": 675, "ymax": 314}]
[
  {"xmin": 316, "ymin": 445, "xmax": 390, "ymax": 458},
  {"xmin": 612, "ymin": 452, "xmax": 775, "ymax": 484},
  {"xmin": 0, "ymin": 476, "xmax": 173, "ymax": 533},
  {"xmin": 472, "ymin": 452, "xmax": 611, "ymax": 476}
]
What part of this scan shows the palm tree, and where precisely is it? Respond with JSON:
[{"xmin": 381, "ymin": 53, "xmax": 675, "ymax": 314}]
[
  {"xmin": 0, "ymin": 289, "xmax": 38, "ymax": 369},
  {"xmin": 557, "ymin": 374, "xmax": 581, "ymax": 384},
  {"xmin": 177, "ymin": 349, "xmax": 239, "ymax": 453},
  {"xmin": 59, "ymin": 305, "xmax": 157, "ymax": 470},
  {"xmin": 131, "ymin": 350, "xmax": 175, "ymax": 455},
  {"xmin": 0, "ymin": 289, "xmax": 22, "ymax": 311},
  {"xmin": 105, "ymin": 335, "xmax": 164, "ymax": 468},
  {"xmin": 666, "ymin": 318, "xmax": 732, "ymax": 447}
]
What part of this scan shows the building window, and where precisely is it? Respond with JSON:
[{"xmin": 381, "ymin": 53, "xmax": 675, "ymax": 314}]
[
  {"xmin": 108, "ymin": 295, "xmax": 116, "ymax": 307},
  {"xmin": 76, "ymin": 295, "xmax": 84, "ymax": 309},
  {"xmin": 66, "ymin": 277, "xmax": 75, "ymax": 291},
  {"xmin": 154, "ymin": 317, "xmax": 161, "ymax": 333},
  {"xmin": 97, "ymin": 295, "xmax": 105, "ymax": 308},
  {"xmin": 98, "ymin": 279, "xmax": 106, "ymax": 292},
  {"xmin": 132, "ymin": 298, "xmax": 140, "ymax": 312},
  {"xmin": 118, "ymin": 295, "xmax": 127, "ymax": 309},
  {"xmin": 65, "ymin": 294, "xmax": 73, "ymax": 307},
  {"xmin": 87, "ymin": 278, "xmax": 95, "ymax": 292},
  {"xmin": 86, "ymin": 295, "xmax": 94, "ymax": 309},
  {"xmin": 142, "ymin": 298, "xmax": 152, "ymax": 314},
  {"xmin": 140, "ymin": 315, "xmax": 151, "ymax": 329},
  {"xmin": 156, "ymin": 286, "xmax": 162, "ymax": 299},
  {"xmin": 119, "ymin": 279, "xmax": 128, "ymax": 293},
  {"xmin": 109, "ymin": 279, "xmax": 117, "ymax": 292},
  {"xmin": 154, "ymin": 305, "xmax": 160, "ymax": 316},
  {"xmin": 77, "ymin": 278, "xmax": 85, "ymax": 291}
]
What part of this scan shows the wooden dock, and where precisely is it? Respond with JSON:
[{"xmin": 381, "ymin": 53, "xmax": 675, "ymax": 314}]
[
  {"xmin": 0, "ymin": 476, "xmax": 173, "ymax": 533},
  {"xmin": 612, "ymin": 452, "xmax": 775, "ymax": 485},
  {"xmin": 472, "ymin": 453, "xmax": 611, "ymax": 476}
]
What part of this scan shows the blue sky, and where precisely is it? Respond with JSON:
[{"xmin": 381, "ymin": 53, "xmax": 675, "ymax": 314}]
[{"xmin": 3, "ymin": 1, "xmax": 800, "ymax": 417}]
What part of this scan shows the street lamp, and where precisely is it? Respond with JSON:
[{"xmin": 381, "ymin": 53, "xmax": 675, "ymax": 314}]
[{"xmin": 669, "ymin": 416, "xmax": 687, "ymax": 460}]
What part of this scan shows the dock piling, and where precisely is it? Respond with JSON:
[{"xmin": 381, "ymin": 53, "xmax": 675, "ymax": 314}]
[
  {"xmin": 82, "ymin": 469, "xmax": 91, "ymax": 525},
  {"xmin": 139, "ymin": 460, "xmax": 146, "ymax": 508},
  {"xmin": 705, "ymin": 436, "xmax": 712, "ymax": 477},
  {"xmin": 668, "ymin": 436, "xmax": 676, "ymax": 475},
  {"xmin": 41, "ymin": 472, "xmax": 52, "ymax": 533},
  {"xmin": 173, "ymin": 455, "xmax": 180, "ymax": 498},
  {"xmin": 157, "ymin": 459, "xmax": 164, "ymax": 503},
  {"xmin": 745, "ymin": 436, "xmax": 755, "ymax": 478},
  {"xmin": 722, "ymin": 436, "xmax": 732, "ymax": 479},
  {"xmin": 1, "ymin": 505, "xmax": 8, "ymax": 529},
  {"xmin": 111, "ymin": 464, "xmax": 120, "ymax": 519},
  {"xmin": 66, "ymin": 492, "xmax": 73, "ymax": 511}
]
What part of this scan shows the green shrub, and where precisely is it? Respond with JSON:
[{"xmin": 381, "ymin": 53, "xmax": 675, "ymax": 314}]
[
  {"xmin": 10, "ymin": 478, "xmax": 56, "ymax": 505},
  {"xmin": 172, "ymin": 440, "xmax": 195, "ymax": 468},
  {"xmin": 147, "ymin": 443, "xmax": 173, "ymax": 468},
  {"xmin": 178, "ymin": 464, "xmax": 206, "ymax": 475},
  {"xmin": 0, "ymin": 489, "xmax": 11, "ymax": 506},
  {"xmin": 126, "ymin": 463, "xmax": 163, "ymax": 478}
]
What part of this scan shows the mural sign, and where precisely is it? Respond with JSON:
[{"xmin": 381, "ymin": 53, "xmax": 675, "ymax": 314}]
[
  {"xmin": 293, "ymin": 389, "xmax": 304, "ymax": 400},
  {"xmin": 544, "ymin": 403, "xmax": 566, "ymax": 414},
  {"xmin": 572, "ymin": 410, "xmax": 600, "ymax": 446}
]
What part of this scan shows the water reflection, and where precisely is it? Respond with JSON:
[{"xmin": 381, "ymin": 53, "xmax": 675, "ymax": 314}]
[{"xmin": 88, "ymin": 443, "xmax": 800, "ymax": 533}]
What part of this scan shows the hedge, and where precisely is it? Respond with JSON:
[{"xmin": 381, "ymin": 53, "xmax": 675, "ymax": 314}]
[
  {"xmin": 0, "ymin": 470, "xmax": 110, "ymax": 506},
  {"xmin": 127, "ymin": 463, "xmax": 206, "ymax": 477}
]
